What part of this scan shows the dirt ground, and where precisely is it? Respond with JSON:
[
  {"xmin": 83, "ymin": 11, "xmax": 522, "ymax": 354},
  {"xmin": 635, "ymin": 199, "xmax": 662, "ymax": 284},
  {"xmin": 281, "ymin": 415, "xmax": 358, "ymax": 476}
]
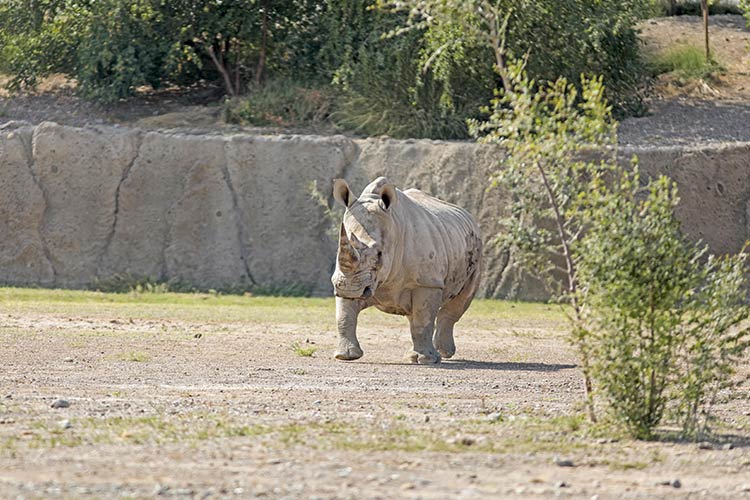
[{"xmin": 1, "ymin": 289, "xmax": 748, "ymax": 499}]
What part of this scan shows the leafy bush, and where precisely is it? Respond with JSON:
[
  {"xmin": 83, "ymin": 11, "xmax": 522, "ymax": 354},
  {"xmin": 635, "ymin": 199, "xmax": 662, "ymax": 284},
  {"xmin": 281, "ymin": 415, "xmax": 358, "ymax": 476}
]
[
  {"xmin": 472, "ymin": 53, "xmax": 750, "ymax": 437},
  {"xmin": 381, "ymin": 0, "xmax": 651, "ymax": 118},
  {"xmin": 577, "ymin": 171, "xmax": 750, "ymax": 439},
  {"xmin": 677, "ymin": 1, "xmax": 743, "ymax": 15}
]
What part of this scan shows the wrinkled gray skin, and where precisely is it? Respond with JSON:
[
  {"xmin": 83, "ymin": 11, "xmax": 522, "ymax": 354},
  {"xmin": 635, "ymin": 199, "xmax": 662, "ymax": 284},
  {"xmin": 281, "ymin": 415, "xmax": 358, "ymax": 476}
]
[{"xmin": 331, "ymin": 177, "xmax": 482, "ymax": 364}]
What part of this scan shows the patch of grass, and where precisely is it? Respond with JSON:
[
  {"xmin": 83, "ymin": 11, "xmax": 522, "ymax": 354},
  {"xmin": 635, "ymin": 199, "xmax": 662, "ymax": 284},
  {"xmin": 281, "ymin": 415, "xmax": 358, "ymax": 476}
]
[
  {"xmin": 0, "ymin": 287, "xmax": 563, "ymax": 339},
  {"xmin": 117, "ymin": 351, "xmax": 150, "ymax": 362},
  {"xmin": 291, "ymin": 341, "xmax": 317, "ymax": 357},
  {"xmin": 650, "ymin": 45, "xmax": 723, "ymax": 81},
  {"xmin": 94, "ymin": 273, "xmax": 311, "ymax": 297}
]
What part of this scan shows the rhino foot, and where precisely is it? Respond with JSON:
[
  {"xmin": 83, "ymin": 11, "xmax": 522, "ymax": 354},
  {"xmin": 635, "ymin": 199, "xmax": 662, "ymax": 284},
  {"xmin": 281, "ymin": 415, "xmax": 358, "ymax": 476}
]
[
  {"xmin": 437, "ymin": 347, "xmax": 455, "ymax": 359},
  {"xmin": 407, "ymin": 350, "xmax": 441, "ymax": 365},
  {"xmin": 335, "ymin": 343, "xmax": 363, "ymax": 361}
]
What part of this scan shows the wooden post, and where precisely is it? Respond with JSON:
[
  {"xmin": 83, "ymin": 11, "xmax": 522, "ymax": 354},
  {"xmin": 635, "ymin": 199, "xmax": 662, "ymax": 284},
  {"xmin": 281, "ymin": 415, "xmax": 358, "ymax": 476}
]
[{"xmin": 701, "ymin": 0, "xmax": 710, "ymax": 61}]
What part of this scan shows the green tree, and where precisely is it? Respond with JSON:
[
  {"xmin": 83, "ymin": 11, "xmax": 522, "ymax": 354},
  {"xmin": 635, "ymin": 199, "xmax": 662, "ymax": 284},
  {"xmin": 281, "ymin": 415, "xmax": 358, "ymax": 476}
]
[{"xmin": 469, "ymin": 58, "xmax": 616, "ymax": 421}]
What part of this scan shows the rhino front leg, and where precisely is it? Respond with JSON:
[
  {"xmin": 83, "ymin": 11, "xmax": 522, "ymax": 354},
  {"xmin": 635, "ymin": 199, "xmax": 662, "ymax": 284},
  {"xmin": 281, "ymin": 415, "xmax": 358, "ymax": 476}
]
[
  {"xmin": 407, "ymin": 288, "xmax": 442, "ymax": 365},
  {"xmin": 334, "ymin": 296, "xmax": 365, "ymax": 360}
]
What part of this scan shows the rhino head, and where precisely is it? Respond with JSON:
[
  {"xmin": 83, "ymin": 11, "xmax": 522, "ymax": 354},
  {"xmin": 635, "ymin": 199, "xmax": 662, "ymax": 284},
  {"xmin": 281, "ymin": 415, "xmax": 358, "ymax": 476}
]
[{"xmin": 330, "ymin": 177, "xmax": 398, "ymax": 300}]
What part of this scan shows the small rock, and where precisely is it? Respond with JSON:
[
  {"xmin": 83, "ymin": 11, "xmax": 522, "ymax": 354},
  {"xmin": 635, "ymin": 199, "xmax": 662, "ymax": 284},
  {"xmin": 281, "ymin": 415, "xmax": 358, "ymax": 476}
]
[
  {"xmin": 338, "ymin": 467, "xmax": 352, "ymax": 478},
  {"xmin": 51, "ymin": 399, "xmax": 70, "ymax": 409},
  {"xmin": 554, "ymin": 458, "xmax": 575, "ymax": 467},
  {"xmin": 555, "ymin": 481, "xmax": 569, "ymax": 488},
  {"xmin": 58, "ymin": 419, "xmax": 72, "ymax": 430},
  {"xmin": 459, "ymin": 436, "xmax": 475, "ymax": 446},
  {"xmin": 698, "ymin": 441, "xmax": 714, "ymax": 450},
  {"xmin": 738, "ymin": 484, "xmax": 750, "ymax": 492},
  {"xmin": 400, "ymin": 483, "xmax": 416, "ymax": 490},
  {"xmin": 153, "ymin": 484, "xmax": 170, "ymax": 496},
  {"xmin": 424, "ymin": 414, "xmax": 430, "ymax": 423},
  {"xmin": 722, "ymin": 443, "xmax": 734, "ymax": 450},
  {"xmin": 4, "ymin": 394, "xmax": 11, "ymax": 399},
  {"xmin": 63, "ymin": 357, "xmax": 74, "ymax": 363},
  {"xmin": 486, "ymin": 412, "xmax": 503, "ymax": 423},
  {"xmin": 194, "ymin": 333, "xmax": 202, "ymax": 339},
  {"xmin": 658, "ymin": 479, "xmax": 681, "ymax": 488}
]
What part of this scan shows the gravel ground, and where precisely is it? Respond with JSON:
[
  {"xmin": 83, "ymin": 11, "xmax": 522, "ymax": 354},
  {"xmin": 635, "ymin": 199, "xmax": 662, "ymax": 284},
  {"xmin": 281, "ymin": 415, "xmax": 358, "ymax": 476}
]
[
  {"xmin": 618, "ymin": 99, "xmax": 750, "ymax": 147},
  {"xmin": 1, "ymin": 292, "xmax": 749, "ymax": 499}
]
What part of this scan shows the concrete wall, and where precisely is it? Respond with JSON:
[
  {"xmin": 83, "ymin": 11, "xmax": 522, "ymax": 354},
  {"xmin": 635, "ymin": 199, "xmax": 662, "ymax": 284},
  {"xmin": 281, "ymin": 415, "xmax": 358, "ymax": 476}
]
[{"xmin": 1, "ymin": 121, "xmax": 748, "ymax": 298}]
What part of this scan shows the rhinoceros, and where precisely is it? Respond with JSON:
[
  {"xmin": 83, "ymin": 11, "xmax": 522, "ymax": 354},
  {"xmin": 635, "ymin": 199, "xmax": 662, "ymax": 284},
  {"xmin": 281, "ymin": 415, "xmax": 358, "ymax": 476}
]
[{"xmin": 331, "ymin": 177, "xmax": 482, "ymax": 364}]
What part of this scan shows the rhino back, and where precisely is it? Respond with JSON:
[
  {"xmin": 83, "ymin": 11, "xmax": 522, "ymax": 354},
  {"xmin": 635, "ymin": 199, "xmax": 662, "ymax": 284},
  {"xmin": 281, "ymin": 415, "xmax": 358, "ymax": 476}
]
[{"xmin": 390, "ymin": 189, "xmax": 481, "ymax": 299}]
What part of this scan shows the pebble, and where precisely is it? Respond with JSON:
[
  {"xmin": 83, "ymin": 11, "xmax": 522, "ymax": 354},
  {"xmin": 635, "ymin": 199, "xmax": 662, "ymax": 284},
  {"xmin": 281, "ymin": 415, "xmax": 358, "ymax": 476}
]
[
  {"xmin": 63, "ymin": 357, "xmax": 74, "ymax": 362},
  {"xmin": 51, "ymin": 399, "xmax": 70, "ymax": 409},
  {"xmin": 153, "ymin": 484, "xmax": 170, "ymax": 495},
  {"xmin": 555, "ymin": 481, "xmax": 569, "ymax": 488},
  {"xmin": 722, "ymin": 443, "xmax": 734, "ymax": 450},
  {"xmin": 486, "ymin": 412, "xmax": 502, "ymax": 423},
  {"xmin": 424, "ymin": 414, "xmax": 430, "ymax": 423},
  {"xmin": 554, "ymin": 458, "xmax": 575, "ymax": 467},
  {"xmin": 58, "ymin": 419, "xmax": 72, "ymax": 430},
  {"xmin": 658, "ymin": 479, "xmax": 681, "ymax": 488},
  {"xmin": 698, "ymin": 442, "xmax": 714, "ymax": 450},
  {"xmin": 739, "ymin": 484, "xmax": 750, "ymax": 492}
]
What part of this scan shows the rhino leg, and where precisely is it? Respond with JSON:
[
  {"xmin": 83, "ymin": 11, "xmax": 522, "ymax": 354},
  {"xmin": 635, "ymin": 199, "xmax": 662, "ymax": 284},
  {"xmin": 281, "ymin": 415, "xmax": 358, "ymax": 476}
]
[
  {"xmin": 434, "ymin": 266, "xmax": 481, "ymax": 359},
  {"xmin": 334, "ymin": 297, "xmax": 365, "ymax": 361},
  {"xmin": 434, "ymin": 312, "xmax": 457, "ymax": 359},
  {"xmin": 407, "ymin": 288, "xmax": 442, "ymax": 365}
]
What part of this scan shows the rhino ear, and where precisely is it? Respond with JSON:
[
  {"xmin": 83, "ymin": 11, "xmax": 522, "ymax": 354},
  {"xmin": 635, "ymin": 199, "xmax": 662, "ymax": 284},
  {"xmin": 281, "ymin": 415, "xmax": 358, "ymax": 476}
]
[
  {"xmin": 333, "ymin": 178, "xmax": 354, "ymax": 208},
  {"xmin": 379, "ymin": 183, "xmax": 398, "ymax": 211}
]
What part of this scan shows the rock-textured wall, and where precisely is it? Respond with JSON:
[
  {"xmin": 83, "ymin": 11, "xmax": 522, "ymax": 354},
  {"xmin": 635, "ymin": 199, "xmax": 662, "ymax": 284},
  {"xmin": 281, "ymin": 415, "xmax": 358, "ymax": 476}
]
[{"xmin": 1, "ymin": 121, "xmax": 749, "ymax": 298}]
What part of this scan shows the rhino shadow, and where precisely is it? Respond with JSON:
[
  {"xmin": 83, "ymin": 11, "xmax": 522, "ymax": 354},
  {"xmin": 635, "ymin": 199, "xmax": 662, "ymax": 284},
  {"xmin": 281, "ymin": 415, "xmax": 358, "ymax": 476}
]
[
  {"xmin": 437, "ymin": 359, "xmax": 577, "ymax": 372},
  {"xmin": 358, "ymin": 360, "xmax": 576, "ymax": 371}
]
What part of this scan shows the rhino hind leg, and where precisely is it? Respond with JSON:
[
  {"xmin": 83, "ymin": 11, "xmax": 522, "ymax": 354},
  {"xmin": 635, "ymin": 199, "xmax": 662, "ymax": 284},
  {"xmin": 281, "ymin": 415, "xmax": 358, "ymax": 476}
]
[
  {"xmin": 406, "ymin": 288, "xmax": 442, "ymax": 364},
  {"xmin": 434, "ymin": 312, "xmax": 457, "ymax": 359},
  {"xmin": 435, "ymin": 267, "xmax": 482, "ymax": 359}
]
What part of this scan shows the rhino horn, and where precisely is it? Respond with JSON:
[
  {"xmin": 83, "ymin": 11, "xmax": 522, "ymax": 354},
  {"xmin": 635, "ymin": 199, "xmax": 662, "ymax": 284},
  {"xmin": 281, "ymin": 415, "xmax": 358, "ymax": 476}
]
[{"xmin": 338, "ymin": 224, "xmax": 360, "ymax": 272}]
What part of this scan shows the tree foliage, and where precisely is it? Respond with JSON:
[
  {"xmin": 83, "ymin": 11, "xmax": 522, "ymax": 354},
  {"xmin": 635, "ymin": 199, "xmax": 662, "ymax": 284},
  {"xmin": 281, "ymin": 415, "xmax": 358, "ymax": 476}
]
[{"xmin": 1, "ymin": 0, "xmax": 652, "ymax": 134}]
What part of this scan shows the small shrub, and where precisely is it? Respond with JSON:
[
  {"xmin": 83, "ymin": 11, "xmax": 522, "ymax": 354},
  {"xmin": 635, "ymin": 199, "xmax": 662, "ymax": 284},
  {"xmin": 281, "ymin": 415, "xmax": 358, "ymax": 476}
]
[
  {"xmin": 226, "ymin": 80, "xmax": 334, "ymax": 131},
  {"xmin": 676, "ymin": 1, "xmax": 743, "ymax": 16},
  {"xmin": 291, "ymin": 341, "xmax": 317, "ymax": 357},
  {"xmin": 577, "ymin": 170, "xmax": 750, "ymax": 439},
  {"xmin": 94, "ymin": 273, "xmax": 163, "ymax": 294},
  {"xmin": 649, "ymin": 45, "xmax": 722, "ymax": 80}
]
